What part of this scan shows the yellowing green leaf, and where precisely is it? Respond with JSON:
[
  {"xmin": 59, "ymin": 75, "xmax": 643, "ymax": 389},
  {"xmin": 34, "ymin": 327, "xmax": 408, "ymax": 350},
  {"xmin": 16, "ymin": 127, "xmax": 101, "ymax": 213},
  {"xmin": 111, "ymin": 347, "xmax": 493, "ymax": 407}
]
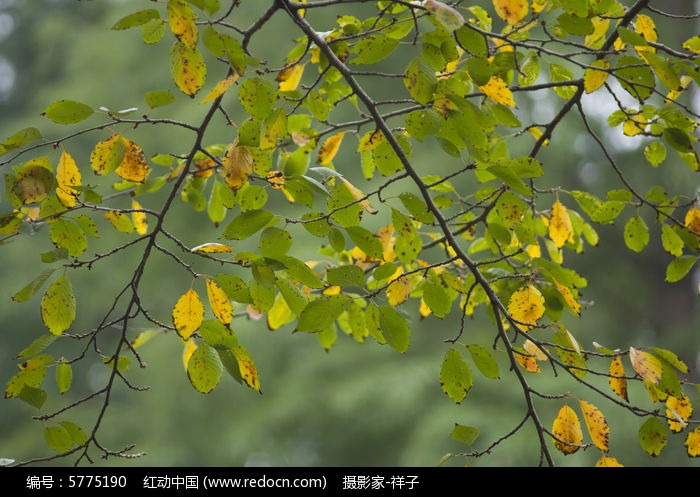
[
  {"xmin": 639, "ymin": 417, "xmax": 668, "ymax": 457},
  {"xmin": 584, "ymin": 59, "xmax": 610, "ymax": 93},
  {"xmin": 221, "ymin": 139, "xmax": 253, "ymax": 190},
  {"xmin": 685, "ymin": 427, "xmax": 700, "ymax": 457},
  {"xmin": 357, "ymin": 130, "xmax": 384, "ymax": 152},
  {"xmin": 173, "ymin": 288, "xmax": 204, "ymax": 340},
  {"xmin": 493, "ymin": 0, "xmax": 528, "ymax": 26},
  {"xmin": 168, "ymin": 0, "xmax": 198, "ymax": 49},
  {"xmin": 56, "ymin": 150, "xmax": 81, "ymax": 207},
  {"xmin": 629, "ymin": 347, "xmax": 662, "ymax": 385},
  {"xmin": 317, "ymin": 132, "xmax": 345, "ymax": 165},
  {"xmin": 260, "ymin": 107, "xmax": 288, "ymax": 150},
  {"xmin": 205, "ymin": 278, "xmax": 233, "ymax": 325},
  {"xmin": 478, "ymin": 76, "xmax": 515, "ymax": 107},
  {"xmin": 186, "ymin": 342, "xmax": 223, "ymax": 394},
  {"xmin": 549, "ymin": 200, "xmax": 572, "ymax": 248},
  {"xmin": 609, "ymin": 356, "xmax": 628, "ymax": 402},
  {"xmin": 55, "ymin": 361, "xmax": 72, "ymax": 395},
  {"xmin": 666, "ymin": 393, "xmax": 692, "ymax": 433},
  {"xmin": 579, "ymin": 400, "xmax": 610, "ymax": 452},
  {"xmin": 12, "ymin": 163, "xmax": 56, "ymax": 205},
  {"xmin": 170, "ymin": 41, "xmax": 207, "ymax": 97},
  {"xmin": 191, "ymin": 242, "xmax": 233, "ymax": 253},
  {"xmin": 552, "ymin": 405, "xmax": 583, "ymax": 455},
  {"xmin": 131, "ymin": 199, "xmax": 148, "ymax": 235},
  {"xmin": 232, "ymin": 345, "xmax": 261, "ymax": 392},
  {"xmin": 552, "ymin": 278, "xmax": 581, "ymax": 316},
  {"xmin": 116, "ymin": 137, "xmax": 150, "ymax": 183},
  {"xmin": 386, "ymin": 275, "xmax": 411, "ymax": 306},
  {"xmin": 44, "ymin": 425, "xmax": 73, "ymax": 453},
  {"xmin": 507, "ymin": 284, "xmax": 545, "ymax": 331},
  {"xmin": 40, "ymin": 275, "xmax": 76, "ymax": 336},
  {"xmin": 201, "ymin": 73, "xmax": 239, "ymax": 104},
  {"xmin": 339, "ymin": 177, "xmax": 377, "ymax": 215},
  {"xmin": 104, "ymin": 211, "xmax": 134, "ymax": 233}
]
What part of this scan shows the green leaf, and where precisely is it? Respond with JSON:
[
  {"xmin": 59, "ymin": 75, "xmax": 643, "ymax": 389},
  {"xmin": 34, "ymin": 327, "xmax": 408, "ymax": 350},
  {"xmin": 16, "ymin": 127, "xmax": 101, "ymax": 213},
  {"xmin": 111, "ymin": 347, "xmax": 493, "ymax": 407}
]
[
  {"xmin": 422, "ymin": 279, "xmax": 451, "ymax": 318},
  {"xmin": 43, "ymin": 100, "xmax": 94, "ymax": 124},
  {"xmin": 623, "ymin": 216, "xmax": 649, "ymax": 253},
  {"xmin": 378, "ymin": 306, "xmax": 410, "ymax": 353},
  {"xmin": 60, "ymin": 421, "xmax": 87, "ymax": 447},
  {"xmin": 145, "ymin": 90, "xmax": 176, "ymax": 108},
  {"xmin": 17, "ymin": 334, "xmax": 58, "ymax": 359},
  {"xmin": 651, "ymin": 347, "xmax": 689, "ymax": 374},
  {"xmin": 239, "ymin": 77, "xmax": 277, "ymax": 119},
  {"xmin": 222, "ymin": 209, "xmax": 275, "ymax": 240},
  {"xmin": 404, "ymin": 57, "xmax": 437, "ymax": 105},
  {"xmin": 214, "ymin": 274, "xmax": 251, "ymax": 303},
  {"xmin": 638, "ymin": 417, "xmax": 668, "ymax": 457},
  {"xmin": 345, "ymin": 226, "xmax": 383, "ymax": 260},
  {"xmin": 40, "ymin": 275, "xmax": 76, "ymax": 336},
  {"xmin": 259, "ymin": 227, "xmax": 293, "ymax": 258},
  {"xmin": 328, "ymin": 181, "xmax": 363, "ymax": 228},
  {"xmin": 466, "ymin": 343, "xmax": 500, "ymax": 379},
  {"xmin": 616, "ymin": 55, "xmax": 654, "ymax": 101},
  {"xmin": 141, "ymin": 18, "xmax": 165, "ymax": 44},
  {"xmin": 644, "ymin": 141, "xmax": 666, "ymax": 167},
  {"xmin": 553, "ymin": 327, "xmax": 587, "ymax": 379},
  {"xmin": 0, "ymin": 127, "xmax": 42, "ymax": 156},
  {"xmin": 399, "ymin": 192, "xmax": 435, "ymax": 224},
  {"xmin": 187, "ymin": 342, "xmax": 223, "ymax": 394},
  {"xmin": 275, "ymin": 276, "xmax": 309, "ymax": 315},
  {"xmin": 451, "ymin": 424, "xmax": 480, "ymax": 445},
  {"xmin": 111, "ymin": 9, "xmax": 160, "ymax": 30},
  {"xmin": 350, "ymin": 34, "xmax": 399, "ymax": 65},
  {"xmin": 663, "ymin": 127, "xmax": 694, "ymax": 153},
  {"xmin": 277, "ymin": 255, "xmax": 325, "ymax": 289},
  {"xmin": 18, "ymin": 385, "xmax": 47, "ymax": 409},
  {"xmin": 13, "ymin": 269, "xmax": 57, "ymax": 303},
  {"xmin": 404, "ymin": 109, "xmax": 442, "ymax": 141},
  {"xmin": 326, "ymin": 265, "xmax": 365, "ymax": 288},
  {"xmin": 44, "ymin": 425, "xmax": 73, "ymax": 453},
  {"xmin": 296, "ymin": 294, "xmax": 351, "ymax": 333},
  {"xmin": 455, "ymin": 25, "xmax": 487, "ymax": 58},
  {"xmin": 55, "ymin": 361, "xmax": 72, "ymax": 394},
  {"xmin": 440, "ymin": 348, "xmax": 473, "ymax": 403},
  {"xmin": 665, "ymin": 255, "xmax": 696, "ymax": 283},
  {"xmin": 199, "ymin": 319, "xmax": 238, "ymax": 349},
  {"xmin": 49, "ymin": 219, "xmax": 88, "ymax": 257}
]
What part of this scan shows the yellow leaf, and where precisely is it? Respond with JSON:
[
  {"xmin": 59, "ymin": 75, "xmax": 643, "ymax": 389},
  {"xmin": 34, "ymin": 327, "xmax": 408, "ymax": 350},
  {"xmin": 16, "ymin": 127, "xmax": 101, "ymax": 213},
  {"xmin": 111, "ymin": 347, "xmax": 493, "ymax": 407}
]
[
  {"xmin": 478, "ymin": 76, "xmax": 515, "ymax": 107},
  {"xmin": 684, "ymin": 207, "xmax": 700, "ymax": 239},
  {"xmin": 507, "ymin": 284, "xmax": 545, "ymax": 331},
  {"xmin": 56, "ymin": 150, "xmax": 81, "ymax": 207},
  {"xmin": 221, "ymin": 139, "xmax": 253, "ymax": 190},
  {"xmin": 493, "ymin": 0, "xmax": 529, "ymax": 26},
  {"xmin": 323, "ymin": 285, "xmax": 341, "ymax": 296},
  {"xmin": 524, "ymin": 339, "xmax": 547, "ymax": 360},
  {"xmin": 201, "ymin": 73, "xmax": 239, "ymax": 104},
  {"xmin": 549, "ymin": 200, "xmax": 572, "ymax": 248},
  {"xmin": 629, "ymin": 347, "xmax": 662, "ymax": 385},
  {"xmin": 376, "ymin": 224, "xmax": 396, "ymax": 263},
  {"xmin": 552, "ymin": 405, "xmax": 583, "ymax": 455},
  {"xmin": 278, "ymin": 63, "xmax": 305, "ymax": 92},
  {"xmin": 317, "ymin": 132, "xmax": 345, "ymax": 165},
  {"xmin": 266, "ymin": 170, "xmax": 286, "ymax": 190},
  {"xmin": 357, "ymin": 130, "xmax": 384, "ymax": 152},
  {"xmin": 386, "ymin": 275, "xmax": 411, "ymax": 306},
  {"xmin": 267, "ymin": 294, "xmax": 293, "ymax": 330},
  {"xmin": 622, "ymin": 113, "xmax": 648, "ymax": 137},
  {"xmin": 131, "ymin": 199, "xmax": 148, "ymax": 235},
  {"xmin": 116, "ymin": 137, "xmax": 150, "ymax": 183},
  {"xmin": 191, "ymin": 242, "xmax": 233, "ymax": 253},
  {"xmin": 609, "ymin": 356, "xmax": 628, "ymax": 402},
  {"xmin": 635, "ymin": 14, "xmax": 657, "ymax": 44},
  {"xmin": 419, "ymin": 298, "xmax": 431, "ymax": 317},
  {"xmin": 232, "ymin": 345, "xmax": 261, "ymax": 392},
  {"xmin": 515, "ymin": 348, "xmax": 540, "ymax": 373},
  {"xmin": 666, "ymin": 393, "xmax": 692, "ymax": 433},
  {"xmin": 584, "ymin": 17, "xmax": 610, "ymax": 48},
  {"xmin": 685, "ymin": 427, "xmax": 700, "ymax": 457},
  {"xmin": 528, "ymin": 126, "xmax": 549, "ymax": 146},
  {"xmin": 182, "ymin": 338, "xmax": 197, "ymax": 371},
  {"xmin": 552, "ymin": 278, "xmax": 581, "ymax": 316},
  {"xmin": 579, "ymin": 400, "xmax": 610, "ymax": 452},
  {"xmin": 340, "ymin": 177, "xmax": 377, "ymax": 215},
  {"xmin": 168, "ymin": 0, "xmax": 198, "ymax": 49},
  {"xmin": 173, "ymin": 288, "xmax": 204, "ymax": 340},
  {"xmin": 206, "ymin": 278, "xmax": 233, "ymax": 325},
  {"xmin": 665, "ymin": 75, "xmax": 692, "ymax": 103},
  {"xmin": 595, "ymin": 455, "xmax": 624, "ymax": 467},
  {"xmin": 583, "ymin": 59, "xmax": 610, "ymax": 94}
]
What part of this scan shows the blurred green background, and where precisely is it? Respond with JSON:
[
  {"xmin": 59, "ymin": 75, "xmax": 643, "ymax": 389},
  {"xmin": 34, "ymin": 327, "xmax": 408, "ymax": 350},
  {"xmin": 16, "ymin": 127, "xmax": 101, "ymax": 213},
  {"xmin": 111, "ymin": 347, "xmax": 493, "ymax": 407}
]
[{"xmin": 0, "ymin": 0, "xmax": 699, "ymax": 467}]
